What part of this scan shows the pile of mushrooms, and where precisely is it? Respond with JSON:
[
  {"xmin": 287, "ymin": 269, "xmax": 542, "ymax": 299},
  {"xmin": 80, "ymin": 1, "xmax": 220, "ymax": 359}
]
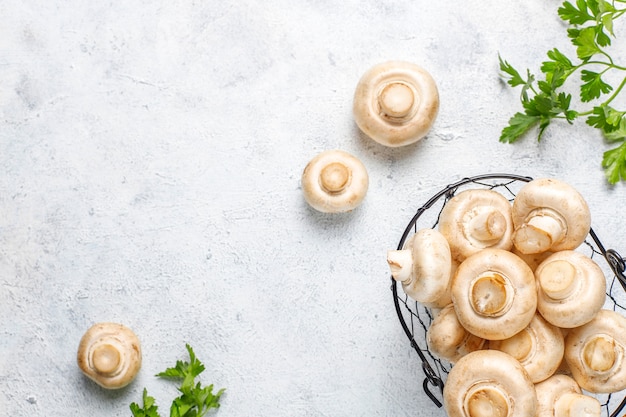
[{"xmin": 388, "ymin": 178, "xmax": 626, "ymax": 416}]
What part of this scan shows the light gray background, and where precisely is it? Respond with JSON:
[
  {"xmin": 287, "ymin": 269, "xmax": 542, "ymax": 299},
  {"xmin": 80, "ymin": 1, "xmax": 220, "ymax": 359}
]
[{"xmin": 2, "ymin": 1, "xmax": 626, "ymax": 416}]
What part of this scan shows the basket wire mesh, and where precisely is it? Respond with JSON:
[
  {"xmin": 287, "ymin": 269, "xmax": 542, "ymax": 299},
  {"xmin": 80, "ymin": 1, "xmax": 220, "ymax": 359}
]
[{"xmin": 390, "ymin": 173, "xmax": 626, "ymax": 416}]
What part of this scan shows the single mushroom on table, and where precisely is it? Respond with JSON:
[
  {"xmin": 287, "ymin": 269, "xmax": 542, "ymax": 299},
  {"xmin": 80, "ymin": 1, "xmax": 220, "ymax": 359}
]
[
  {"xmin": 511, "ymin": 178, "xmax": 591, "ymax": 255},
  {"xmin": 301, "ymin": 149, "xmax": 369, "ymax": 213},
  {"xmin": 488, "ymin": 313, "xmax": 564, "ymax": 383},
  {"xmin": 535, "ymin": 250, "xmax": 606, "ymax": 329},
  {"xmin": 353, "ymin": 60, "xmax": 439, "ymax": 147},
  {"xmin": 438, "ymin": 188, "xmax": 515, "ymax": 262},
  {"xmin": 564, "ymin": 309, "xmax": 626, "ymax": 393},
  {"xmin": 77, "ymin": 322, "xmax": 142, "ymax": 389},
  {"xmin": 535, "ymin": 374, "xmax": 602, "ymax": 417},
  {"xmin": 451, "ymin": 248, "xmax": 537, "ymax": 340},
  {"xmin": 426, "ymin": 303, "xmax": 486, "ymax": 364},
  {"xmin": 387, "ymin": 228, "xmax": 452, "ymax": 304},
  {"xmin": 443, "ymin": 350, "xmax": 537, "ymax": 417}
]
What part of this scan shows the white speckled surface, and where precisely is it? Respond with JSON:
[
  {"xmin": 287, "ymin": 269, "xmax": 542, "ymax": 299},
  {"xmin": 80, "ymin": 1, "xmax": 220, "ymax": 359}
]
[{"xmin": 2, "ymin": 1, "xmax": 626, "ymax": 416}]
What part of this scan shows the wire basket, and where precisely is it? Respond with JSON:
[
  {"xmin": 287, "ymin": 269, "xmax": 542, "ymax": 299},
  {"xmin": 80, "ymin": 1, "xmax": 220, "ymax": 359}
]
[{"xmin": 390, "ymin": 173, "xmax": 626, "ymax": 417}]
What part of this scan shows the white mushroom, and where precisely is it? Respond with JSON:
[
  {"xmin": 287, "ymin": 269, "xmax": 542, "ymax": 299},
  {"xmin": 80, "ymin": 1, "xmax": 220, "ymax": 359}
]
[
  {"xmin": 535, "ymin": 250, "xmax": 606, "ymax": 329},
  {"xmin": 535, "ymin": 374, "xmax": 602, "ymax": 417},
  {"xmin": 301, "ymin": 150, "xmax": 369, "ymax": 213},
  {"xmin": 488, "ymin": 313, "xmax": 564, "ymax": 383},
  {"xmin": 443, "ymin": 350, "xmax": 537, "ymax": 417},
  {"xmin": 426, "ymin": 303, "xmax": 486, "ymax": 364},
  {"xmin": 438, "ymin": 189, "xmax": 514, "ymax": 262},
  {"xmin": 352, "ymin": 60, "xmax": 439, "ymax": 147},
  {"xmin": 564, "ymin": 309, "xmax": 626, "ymax": 393},
  {"xmin": 77, "ymin": 322, "xmax": 142, "ymax": 389},
  {"xmin": 387, "ymin": 228, "xmax": 452, "ymax": 303},
  {"xmin": 511, "ymin": 178, "xmax": 591, "ymax": 255},
  {"xmin": 451, "ymin": 249, "xmax": 537, "ymax": 340}
]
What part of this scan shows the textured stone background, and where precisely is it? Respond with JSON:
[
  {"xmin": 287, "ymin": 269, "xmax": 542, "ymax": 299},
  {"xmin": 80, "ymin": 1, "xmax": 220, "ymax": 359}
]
[{"xmin": 2, "ymin": 1, "xmax": 626, "ymax": 416}]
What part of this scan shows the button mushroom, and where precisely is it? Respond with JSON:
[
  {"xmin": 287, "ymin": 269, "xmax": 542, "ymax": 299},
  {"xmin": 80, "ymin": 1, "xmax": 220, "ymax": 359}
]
[
  {"xmin": 443, "ymin": 350, "xmax": 537, "ymax": 417},
  {"xmin": 352, "ymin": 60, "xmax": 439, "ymax": 147},
  {"xmin": 564, "ymin": 309, "xmax": 626, "ymax": 393},
  {"xmin": 535, "ymin": 374, "xmax": 602, "ymax": 417},
  {"xmin": 387, "ymin": 228, "xmax": 452, "ymax": 303},
  {"xmin": 426, "ymin": 303, "xmax": 486, "ymax": 364},
  {"xmin": 450, "ymin": 249, "xmax": 537, "ymax": 340},
  {"xmin": 488, "ymin": 313, "xmax": 564, "ymax": 383},
  {"xmin": 77, "ymin": 322, "xmax": 142, "ymax": 389},
  {"xmin": 534, "ymin": 250, "xmax": 606, "ymax": 329},
  {"xmin": 301, "ymin": 149, "xmax": 369, "ymax": 213},
  {"xmin": 438, "ymin": 189, "xmax": 514, "ymax": 262},
  {"xmin": 511, "ymin": 178, "xmax": 591, "ymax": 255}
]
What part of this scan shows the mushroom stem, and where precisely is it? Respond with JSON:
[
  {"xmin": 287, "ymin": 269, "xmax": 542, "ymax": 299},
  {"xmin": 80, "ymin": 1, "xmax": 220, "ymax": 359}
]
[
  {"xmin": 91, "ymin": 343, "xmax": 122, "ymax": 376},
  {"xmin": 582, "ymin": 335, "xmax": 618, "ymax": 374},
  {"xmin": 514, "ymin": 209, "xmax": 566, "ymax": 254},
  {"xmin": 319, "ymin": 162, "xmax": 350, "ymax": 194},
  {"xmin": 465, "ymin": 383, "xmax": 510, "ymax": 417},
  {"xmin": 468, "ymin": 209, "xmax": 507, "ymax": 243},
  {"xmin": 538, "ymin": 260, "xmax": 577, "ymax": 300},
  {"xmin": 469, "ymin": 272, "xmax": 513, "ymax": 317},
  {"xmin": 387, "ymin": 249, "xmax": 413, "ymax": 283},
  {"xmin": 554, "ymin": 392, "xmax": 601, "ymax": 417},
  {"xmin": 378, "ymin": 82, "xmax": 416, "ymax": 119}
]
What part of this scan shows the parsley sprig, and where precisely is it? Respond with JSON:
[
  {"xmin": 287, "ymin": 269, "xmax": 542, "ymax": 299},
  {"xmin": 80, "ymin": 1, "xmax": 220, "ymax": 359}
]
[
  {"xmin": 130, "ymin": 344, "xmax": 225, "ymax": 417},
  {"xmin": 500, "ymin": 0, "xmax": 626, "ymax": 184}
]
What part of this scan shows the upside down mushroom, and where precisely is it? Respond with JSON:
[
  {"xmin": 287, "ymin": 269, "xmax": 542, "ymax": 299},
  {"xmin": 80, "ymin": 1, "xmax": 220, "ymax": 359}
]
[
  {"xmin": 387, "ymin": 228, "xmax": 452, "ymax": 303},
  {"xmin": 77, "ymin": 322, "xmax": 142, "ymax": 389},
  {"xmin": 438, "ymin": 188, "xmax": 514, "ymax": 262},
  {"xmin": 535, "ymin": 374, "xmax": 601, "ymax": 417},
  {"xmin": 353, "ymin": 61, "xmax": 439, "ymax": 147},
  {"xmin": 451, "ymin": 249, "xmax": 537, "ymax": 340},
  {"xmin": 301, "ymin": 150, "xmax": 369, "ymax": 213},
  {"xmin": 535, "ymin": 250, "xmax": 606, "ymax": 329},
  {"xmin": 564, "ymin": 309, "xmax": 626, "ymax": 393},
  {"xmin": 511, "ymin": 178, "xmax": 591, "ymax": 255},
  {"xmin": 443, "ymin": 350, "xmax": 537, "ymax": 417},
  {"xmin": 488, "ymin": 313, "xmax": 564, "ymax": 383}
]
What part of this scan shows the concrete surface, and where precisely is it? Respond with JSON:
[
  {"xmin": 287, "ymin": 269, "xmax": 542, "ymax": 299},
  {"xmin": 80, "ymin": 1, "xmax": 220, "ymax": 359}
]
[{"xmin": 2, "ymin": 0, "xmax": 626, "ymax": 416}]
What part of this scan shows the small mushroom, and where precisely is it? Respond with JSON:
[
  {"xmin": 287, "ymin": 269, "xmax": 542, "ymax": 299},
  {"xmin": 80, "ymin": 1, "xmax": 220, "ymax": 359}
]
[
  {"xmin": 488, "ymin": 313, "xmax": 564, "ymax": 383},
  {"xmin": 451, "ymin": 249, "xmax": 537, "ymax": 340},
  {"xmin": 443, "ymin": 350, "xmax": 537, "ymax": 417},
  {"xmin": 535, "ymin": 374, "xmax": 602, "ymax": 417},
  {"xmin": 426, "ymin": 303, "xmax": 486, "ymax": 364},
  {"xmin": 77, "ymin": 322, "xmax": 142, "ymax": 389},
  {"xmin": 438, "ymin": 189, "xmax": 514, "ymax": 262},
  {"xmin": 564, "ymin": 309, "xmax": 626, "ymax": 393},
  {"xmin": 511, "ymin": 178, "xmax": 591, "ymax": 255},
  {"xmin": 535, "ymin": 250, "xmax": 606, "ymax": 329},
  {"xmin": 387, "ymin": 228, "xmax": 452, "ymax": 303},
  {"xmin": 301, "ymin": 150, "xmax": 369, "ymax": 213},
  {"xmin": 353, "ymin": 60, "xmax": 439, "ymax": 147}
]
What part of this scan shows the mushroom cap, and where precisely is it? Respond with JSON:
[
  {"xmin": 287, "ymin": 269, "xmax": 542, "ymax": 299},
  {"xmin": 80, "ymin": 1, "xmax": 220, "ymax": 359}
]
[
  {"xmin": 564, "ymin": 309, "xmax": 626, "ymax": 393},
  {"xmin": 443, "ymin": 350, "xmax": 537, "ymax": 417},
  {"xmin": 387, "ymin": 228, "xmax": 452, "ymax": 303},
  {"xmin": 511, "ymin": 178, "xmax": 591, "ymax": 255},
  {"xmin": 77, "ymin": 322, "xmax": 142, "ymax": 389},
  {"xmin": 427, "ymin": 303, "xmax": 486, "ymax": 364},
  {"xmin": 451, "ymin": 249, "xmax": 537, "ymax": 340},
  {"xmin": 353, "ymin": 60, "xmax": 439, "ymax": 147},
  {"xmin": 438, "ymin": 189, "xmax": 514, "ymax": 262},
  {"xmin": 301, "ymin": 149, "xmax": 369, "ymax": 213},
  {"xmin": 535, "ymin": 250, "xmax": 606, "ymax": 329},
  {"xmin": 488, "ymin": 313, "xmax": 564, "ymax": 383},
  {"xmin": 535, "ymin": 374, "xmax": 601, "ymax": 417}
]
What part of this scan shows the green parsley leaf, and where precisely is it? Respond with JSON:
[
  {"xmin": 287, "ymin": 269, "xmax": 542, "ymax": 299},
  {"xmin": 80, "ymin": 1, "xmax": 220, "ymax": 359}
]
[
  {"xmin": 130, "ymin": 389, "xmax": 161, "ymax": 417},
  {"xmin": 580, "ymin": 70, "xmax": 613, "ymax": 101},
  {"xmin": 558, "ymin": 0, "xmax": 594, "ymax": 25},
  {"xmin": 602, "ymin": 141, "xmax": 626, "ymax": 183},
  {"xmin": 573, "ymin": 26, "xmax": 602, "ymax": 60},
  {"xmin": 500, "ymin": 112, "xmax": 540, "ymax": 143}
]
